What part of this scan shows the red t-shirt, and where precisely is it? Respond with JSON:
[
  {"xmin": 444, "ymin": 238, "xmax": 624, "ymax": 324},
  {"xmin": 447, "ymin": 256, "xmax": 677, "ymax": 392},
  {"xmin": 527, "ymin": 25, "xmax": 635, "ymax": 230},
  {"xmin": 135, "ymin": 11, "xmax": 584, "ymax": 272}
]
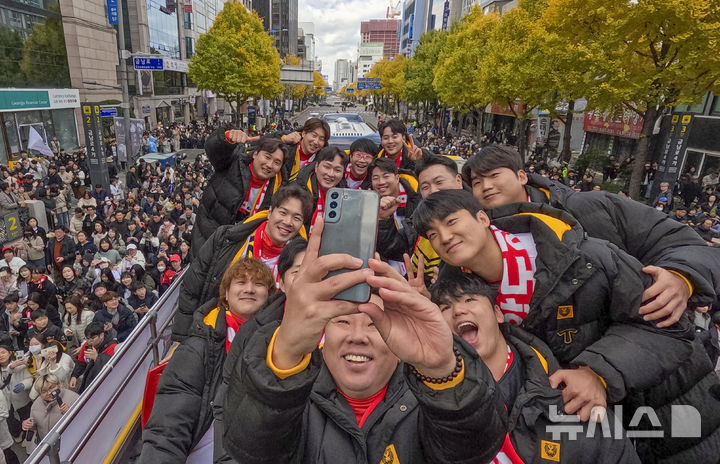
[{"xmin": 339, "ymin": 384, "xmax": 388, "ymax": 428}]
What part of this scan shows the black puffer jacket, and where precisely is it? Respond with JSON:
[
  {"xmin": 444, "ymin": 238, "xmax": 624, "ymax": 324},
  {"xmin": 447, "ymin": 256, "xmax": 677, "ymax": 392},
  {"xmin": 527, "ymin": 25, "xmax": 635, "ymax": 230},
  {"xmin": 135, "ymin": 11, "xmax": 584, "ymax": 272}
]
[
  {"xmin": 484, "ymin": 202, "xmax": 720, "ymax": 462},
  {"xmin": 139, "ymin": 299, "xmax": 226, "ymax": 463},
  {"xmin": 376, "ymin": 176, "xmax": 421, "ymax": 262},
  {"xmin": 174, "ymin": 214, "xmax": 267, "ymax": 342},
  {"xmin": 192, "ymin": 127, "xmax": 284, "ymax": 256},
  {"xmin": 223, "ymin": 322, "xmax": 507, "ymax": 464},
  {"xmin": 502, "ymin": 325, "xmax": 640, "ymax": 463},
  {"xmin": 525, "ymin": 173, "xmax": 717, "ymax": 305}
]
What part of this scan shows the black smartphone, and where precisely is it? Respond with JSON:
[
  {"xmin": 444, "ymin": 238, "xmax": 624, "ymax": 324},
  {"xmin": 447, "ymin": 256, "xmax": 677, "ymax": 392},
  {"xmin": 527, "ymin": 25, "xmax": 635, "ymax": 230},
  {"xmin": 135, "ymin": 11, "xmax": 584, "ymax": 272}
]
[
  {"xmin": 319, "ymin": 188, "xmax": 379, "ymax": 303},
  {"xmin": 51, "ymin": 388, "xmax": 63, "ymax": 406}
]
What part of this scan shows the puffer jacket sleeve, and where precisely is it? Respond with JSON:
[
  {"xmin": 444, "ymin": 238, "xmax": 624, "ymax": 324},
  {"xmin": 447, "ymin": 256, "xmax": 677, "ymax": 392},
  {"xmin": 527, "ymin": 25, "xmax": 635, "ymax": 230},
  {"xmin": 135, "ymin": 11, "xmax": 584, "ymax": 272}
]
[
  {"xmin": 223, "ymin": 322, "xmax": 321, "ymax": 464},
  {"xmin": 407, "ymin": 337, "xmax": 507, "ymax": 464},
  {"xmin": 564, "ymin": 191, "xmax": 717, "ymax": 305},
  {"xmin": 205, "ymin": 127, "xmax": 241, "ymax": 172},
  {"xmin": 138, "ymin": 338, "xmax": 207, "ymax": 464},
  {"xmin": 572, "ymin": 242, "xmax": 695, "ymax": 404},
  {"xmin": 376, "ymin": 218, "xmax": 412, "ymax": 262}
]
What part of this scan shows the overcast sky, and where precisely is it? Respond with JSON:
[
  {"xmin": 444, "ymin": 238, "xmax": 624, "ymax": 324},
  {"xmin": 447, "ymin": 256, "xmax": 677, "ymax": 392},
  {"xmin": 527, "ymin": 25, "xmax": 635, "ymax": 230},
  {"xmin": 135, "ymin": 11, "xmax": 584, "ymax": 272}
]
[{"xmin": 298, "ymin": 0, "xmax": 388, "ymax": 85}]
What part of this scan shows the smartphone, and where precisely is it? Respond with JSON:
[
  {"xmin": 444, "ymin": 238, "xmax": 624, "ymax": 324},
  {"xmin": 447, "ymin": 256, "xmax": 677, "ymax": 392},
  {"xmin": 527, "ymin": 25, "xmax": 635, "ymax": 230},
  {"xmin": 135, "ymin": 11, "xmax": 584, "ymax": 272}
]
[{"xmin": 318, "ymin": 188, "xmax": 379, "ymax": 303}]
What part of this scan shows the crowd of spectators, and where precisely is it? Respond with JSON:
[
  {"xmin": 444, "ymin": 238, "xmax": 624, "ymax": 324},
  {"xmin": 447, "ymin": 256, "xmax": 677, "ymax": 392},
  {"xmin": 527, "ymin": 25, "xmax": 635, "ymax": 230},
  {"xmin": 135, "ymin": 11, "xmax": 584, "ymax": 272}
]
[{"xmin": 0, "ymin": 135, "xmax": 213, "ymax": 459}]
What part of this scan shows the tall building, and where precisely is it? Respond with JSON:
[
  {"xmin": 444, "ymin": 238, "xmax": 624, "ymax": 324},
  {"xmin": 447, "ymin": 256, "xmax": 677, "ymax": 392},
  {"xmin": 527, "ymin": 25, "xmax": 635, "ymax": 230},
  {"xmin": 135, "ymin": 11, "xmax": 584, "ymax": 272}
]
[
  {"xmin": 334, "ymin": 58, "xmax": 353, "ymax": 90},
  {"xmin": 400, "ymin": 0, "xmax": 433, "ymax": 56},
  {"xmin": 298, "ymin": 21, "xmax": 316, "ymax": 66},
  {"xmin": 360, "ymin": 19, "xmax": 400, "ymax": 59},
  {"xmin": 249, "ymin": 0, "xmax": 298, "ymax": 57},
  {"xmin": 356, "ymin": 42, "xmax": 383, "ymax": 78},
  {"xmin": 460, "ymin": 0, "xmax": 517, "ymax": 17}
]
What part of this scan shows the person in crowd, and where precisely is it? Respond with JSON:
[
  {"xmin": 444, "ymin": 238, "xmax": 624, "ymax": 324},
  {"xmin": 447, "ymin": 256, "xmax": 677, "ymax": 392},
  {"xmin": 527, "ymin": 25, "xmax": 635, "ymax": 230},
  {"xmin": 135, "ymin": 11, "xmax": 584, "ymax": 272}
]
[
  {"xmin": 192, "ymin": 133, "xmax": 286, "ymax": 255},
  {"xmin": 94, "ymin": 238, "xmax": 122, "ymax": 266},
  {"xmin": 221, "ymin": 218, "xmax": 506, "ymax": 463},
  {"xmin": 21, "ymin": 228, "xmax": 45, "ymax": 270},
  {"xmin": 0, "ymin": 335, "xmax": 33, "ymax": 443},
  {"xmin": 413, "ymin": 189, "xmax": 720, "ymax": 462},
  {"xmin": 44, "ymin": 226, "xmax": 75, "ymax": 276},
  {"xmin": 2, "ymin": 294, "xmax": 27, "ymax": 348},
  {"xmin": 431, "ymin": 274, "xmax": 641, "ymax": 463},
  {"xmin": 56, "ymin": 265, "xmax": 89, "ymax": 303},
  {"xmin": 0, "ymin": 248, "xmax": 24, "ymax": 275},
  {"xmin": 293, "ymin": 146, "xmax": 348, "ymax": 228},
  {"xmin": 377, "ymin": 118, "xmax": 426, "ymax": 173},
  {"xmin": 92, "ymin": 291, "xmax": 137, "ymax": 343},
  {"xmin": 25, "ymin": 218, "xmax": 46, "ymax": 247},
  {"xmin": 344, "ymin": 138, "xmax": 378, "ymax": 189},
  {"xmin": 70, "ymin": 322, "xmax": 117, "ymax": 393},
  {"xmin": 174, "ymin": 185, "xmax": 312, "ymax": 342},
  {"xmin": 369, "ymin": 157, "xmax": 420, "ymax": 275},
  {"xmin": 139, "ymin": 258, "xmax": 276, "ymax": 462},
  {"xmin": 90, "ymin": 221, "xmax": 107, "ymax": 248},
  {"xmin": 120, "ymin": 243, "xmax": 145, "ymax": 271},
  {"xmin": 61, "ymin": 295, "xmax": 94, "ymax": 351},
  {"xmin": 462, "ymin": 145, "xmax": 718, "ymax": 327},
  {"xmin": 25, "ymin": 309, "xmax": 65, "ymax": 349},
  {"xmin": 105, "ymin": 227, "xmax": 126, "ymax": 254},
  {"xmin": 28, "ymin": 338, "xmax": 74, "ymax": 397},
  {"xmin": 74, "ymin": 230, "xmax": 97, "ymax": 260},
  {"xmin": 695, "ymin": 217, "xmax": 720, "ymax": 245},
  {"xmin": 127, "ymin": 283, "xmax": 158, "ymax": 320},
  {"xmin": 22, "ymin": 373, "xmax": 78, "ymax": 442},
  {"xmin": 15, "ymin": 267, "xmax": 31, "ymax": 304},
  {"xmin": 130, "ymin": 264, "xmax": 156, "ymax": 293},
  {"xmin": 0, "ymin": 268, "xmax": 16, "ymax": 302}
]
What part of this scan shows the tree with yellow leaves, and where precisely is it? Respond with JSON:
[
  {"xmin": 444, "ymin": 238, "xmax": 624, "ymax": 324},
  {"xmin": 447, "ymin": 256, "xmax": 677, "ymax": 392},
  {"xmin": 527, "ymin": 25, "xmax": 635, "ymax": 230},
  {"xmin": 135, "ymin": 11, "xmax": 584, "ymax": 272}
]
[{"xmin": 189, "ymin": 3, "xmax": 282, "ymax": 123}]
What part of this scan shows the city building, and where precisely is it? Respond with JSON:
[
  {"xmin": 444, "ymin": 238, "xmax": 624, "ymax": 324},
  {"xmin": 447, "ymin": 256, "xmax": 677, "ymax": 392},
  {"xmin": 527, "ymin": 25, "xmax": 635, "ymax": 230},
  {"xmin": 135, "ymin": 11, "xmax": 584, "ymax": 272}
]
[
  {"xmin": 356, "ymin": 42, "xmax": 384, "ymax": 78},
  {"xmin": 400, "ymin": 0, "xmax": 433, "ymax": 56},
  {"xmin": 459, "ymin": 0, "xmax": 517, "ymax": 18},
  {"xmin": 298, "ymin": 21, "xmax": 316, "ymax": 67},
  {"xmin": 360, "ymin": 19, "xmax": 400, "ymax": 59},
  {"xmin": 249, "ymin": 0, "xmax": 298, "ymax": 58},
  {"xmin": 334, "ymin": 59, "xmax": 353, "ymax": 90}
]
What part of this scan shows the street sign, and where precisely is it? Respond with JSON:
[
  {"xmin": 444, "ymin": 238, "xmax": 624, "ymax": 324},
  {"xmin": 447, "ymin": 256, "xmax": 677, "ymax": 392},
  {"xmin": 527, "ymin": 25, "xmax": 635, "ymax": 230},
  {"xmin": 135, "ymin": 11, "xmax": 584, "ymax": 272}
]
[
  {"xmin": 357, "ymin": 78, "xmax": 380, "ymax": 83},
  {"xmin": 346, "ymin": 88, "xmax": 355, "ymax": 93},
  {"xmin": 100, "ymin": 108, "xmax": 118, "ymax": 117},
  {"xmin": 107, "ymin": 0, "xmax": 118, "ymax": 24},
  {"xmin": 81, "ymin": 103, "xmax": 110, "ymax": 191},
  {"xmin": 357, "ymin": 82, "xmax": 382, "ymax": 90},
  {"xmin": 133, "ymin": 57, "xmax": 164, "ymax": 71}
]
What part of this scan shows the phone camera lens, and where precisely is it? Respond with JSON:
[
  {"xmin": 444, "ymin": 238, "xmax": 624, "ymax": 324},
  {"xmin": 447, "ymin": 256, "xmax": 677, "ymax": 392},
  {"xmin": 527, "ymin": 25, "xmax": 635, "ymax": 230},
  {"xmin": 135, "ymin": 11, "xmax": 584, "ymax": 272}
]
[
  {"xmin": 330, "ymin": 191, "xmax": 339, "ymax": 200},
  {"xmin": 329, "ymin": 201, "xmax": 338, "ymax": 209},
  {"xmin": 328, "ymin": 211, "xmax": 337, "ymax": 219}
]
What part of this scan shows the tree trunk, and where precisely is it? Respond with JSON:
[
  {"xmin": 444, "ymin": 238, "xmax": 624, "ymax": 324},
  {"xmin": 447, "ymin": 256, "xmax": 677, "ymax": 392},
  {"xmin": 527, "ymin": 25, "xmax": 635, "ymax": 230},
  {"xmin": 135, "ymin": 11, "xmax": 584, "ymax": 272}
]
[
  {"xmin": 559, "ymin": 100, "xmax": 575, "ymax": 163},
  {"xmin": 476, "ymin": 108, "xmax": 484, "ymax": 141},
  {"xmin": 517, "ymin": 118, "xmax": 530, "ymax": 162},
  {"xmin": 629, "ymin": 105, "xmax": 662, "ymax": 200}
]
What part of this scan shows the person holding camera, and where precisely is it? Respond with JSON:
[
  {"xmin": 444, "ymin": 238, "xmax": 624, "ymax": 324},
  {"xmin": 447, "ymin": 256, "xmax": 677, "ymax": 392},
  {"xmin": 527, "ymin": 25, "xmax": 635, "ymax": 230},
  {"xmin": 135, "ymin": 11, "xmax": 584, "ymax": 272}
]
[{"xmin": 22, "ymin": 373, "xmax": 78, "ymax": 447}]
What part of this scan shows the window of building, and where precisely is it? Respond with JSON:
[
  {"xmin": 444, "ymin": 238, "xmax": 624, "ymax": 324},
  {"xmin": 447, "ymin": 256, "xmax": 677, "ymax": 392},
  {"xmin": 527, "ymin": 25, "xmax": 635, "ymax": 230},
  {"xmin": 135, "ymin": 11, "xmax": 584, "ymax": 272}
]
[
  {"xmin": 196, "ymin": 12, "xmax": 206, "ymax": 32},
  {"xmin": 184, "ymin": 11, "xmax": 191, "ymax": 29},
  {"xmin": 185, "ymin": 36, "xmax": 193, "ymax": 58}
]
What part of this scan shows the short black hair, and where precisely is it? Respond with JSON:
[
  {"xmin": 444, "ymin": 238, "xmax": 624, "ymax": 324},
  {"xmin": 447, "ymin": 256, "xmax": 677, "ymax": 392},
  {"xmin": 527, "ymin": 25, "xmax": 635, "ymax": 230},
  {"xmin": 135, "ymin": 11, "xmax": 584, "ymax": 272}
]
[
  {"xmin": 255, "ymin": 137, "xmax": 287, "ymax": 160},
  {"xmin": 277, "ymin": 238, "xmax": 307, "ymax": 281},
  {"xmin": 31, "ymin": 308, "xmax": 47, "ymax": 320},
  {"xmin": 3, "ymin": 292, "xmax": 19, "ymax": 303},
  {"xmin": 462, "ymin": 145, "xmax": 524, "ymax": 185},
  {"xmin": 430, "ymin": 273, "xmax": 498, "ymax": 308},
  {"xmin": 271, "ymin": 184, "xmax": 315, "ymax": 225},
  {"xmin": 415, "ymin": 155, "xmax": 458, "ymax": 178},
  {"xmin": 349, "ymin": 138, "xmax": 379, "ymax": 156},
  {"xmin": 413, "ymin": 189, "xmax": 483, "ymax": 238},
  {"xmin": 84, "ymin": 321, "xmax": 105, "ymax": 338},
  {"xmin": 315, "ymin": 146, "xmax": 349, "ymax": 168},
  {"xmin": 368, "ymin": 157, "xmax": 398, "ymax": 178},
  {"xmin": 378, "ymin": 119, "xmax": 406, "ymax": 137}
]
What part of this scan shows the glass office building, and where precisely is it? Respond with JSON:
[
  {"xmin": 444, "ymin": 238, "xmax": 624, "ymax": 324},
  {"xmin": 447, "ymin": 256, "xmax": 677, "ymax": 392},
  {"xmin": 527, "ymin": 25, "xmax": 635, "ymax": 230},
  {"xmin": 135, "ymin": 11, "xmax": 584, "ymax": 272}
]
[{"xmin": 146, "ymin": 0, "xmax": 180, "ymax": 58}]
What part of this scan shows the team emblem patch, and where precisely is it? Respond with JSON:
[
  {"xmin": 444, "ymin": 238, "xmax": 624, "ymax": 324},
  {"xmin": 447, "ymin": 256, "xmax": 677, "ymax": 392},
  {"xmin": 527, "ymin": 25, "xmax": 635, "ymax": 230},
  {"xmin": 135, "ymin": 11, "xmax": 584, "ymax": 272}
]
[
  {"xmin": 540, "ymin": 440, "xmax": 560, "ymax": 461},
  {"xmin": 557, "ymin": 305, "xmax": 574, "ymax": 319},
  {"xmin": 380, "ymin": 444, "xmax": 400, "ymax": 464}
]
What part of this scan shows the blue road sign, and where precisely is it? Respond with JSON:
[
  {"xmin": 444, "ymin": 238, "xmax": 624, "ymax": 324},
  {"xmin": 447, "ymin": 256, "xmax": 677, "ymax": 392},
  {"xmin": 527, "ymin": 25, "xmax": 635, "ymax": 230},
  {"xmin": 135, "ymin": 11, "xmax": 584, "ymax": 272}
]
[
  {"xmin": 100, "ymin": 108, "xmax": 118, "ymax": 117},
  {"xmin": 133, "ymin": 57, "xmax": 164, "ymax": 71},
  {"xmin": 357, "ymin": 82, "xmax": 382, "ymax": 90},
  {"xmin": 357, "ymin": 78, "xmax": 381, "ymax": 83},
  {"xmin": 107, "ymin": 0, "xmax": 118, "ymax": 24}
]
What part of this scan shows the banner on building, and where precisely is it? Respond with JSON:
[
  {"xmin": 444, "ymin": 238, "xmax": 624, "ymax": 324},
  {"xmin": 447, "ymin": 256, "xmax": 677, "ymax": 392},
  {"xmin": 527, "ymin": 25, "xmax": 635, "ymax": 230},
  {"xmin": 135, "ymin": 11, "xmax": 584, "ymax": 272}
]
[
  {"xmin": 651, "ymin": 113, "xmax": 693, "ymax": 198},
  {"xmin": 184, "ymin": 0, "xmax": 192, "ymax": 12},
  {"xmin": 107, "ymin": 0, "xmax": 118, "ymax": 24},
  {"xmin": 583, "ymin": 109, "xmax": 644, "ymax": 139},
  {"xmin": 442, "ymin": 1, "xmax": 450, "ymax": 30},
  {"xmin": 81, "ymin": 103, "xmax": 110, "ymax": 191}
]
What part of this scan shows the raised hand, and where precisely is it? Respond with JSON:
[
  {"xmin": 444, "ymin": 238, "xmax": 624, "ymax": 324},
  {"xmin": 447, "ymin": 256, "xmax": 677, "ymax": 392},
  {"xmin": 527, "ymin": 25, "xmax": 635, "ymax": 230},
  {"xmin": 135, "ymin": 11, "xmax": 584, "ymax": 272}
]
[
  {"xmin": 281, "ymin": 131, "xmax": 302, "ymax": 145},
  {"xmin": 359, "ymin": 259, "xmax": 455, "ymax": 378},
  {"xmin": 225, "ymin": 129, "xmax": 258, "ymax": 144},
  {"xmin": 403, "ymin": 253, "xmax": 430, "ymax": 298},
  {"xmin": 272, "ymin": 216, "xmax": 372, "ymax": 369},
  {"xmin": 406, "ymin": 134, "xmax": 423, "ymax": 161}
]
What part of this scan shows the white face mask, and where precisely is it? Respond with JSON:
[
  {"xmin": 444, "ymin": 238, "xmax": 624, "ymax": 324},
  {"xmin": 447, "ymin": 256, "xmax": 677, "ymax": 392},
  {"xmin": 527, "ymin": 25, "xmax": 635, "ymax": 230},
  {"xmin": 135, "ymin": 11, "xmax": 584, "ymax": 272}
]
[
  {"xmin": 157, "ymin": 266, "xmax": 166, "ymax": 272},
  {"xmin": 29, "ymin": 345, "xmax": 41, "ymax": 355},
  {"xmin": 656, "ymin": 206, "xmax": 665, "ymax": 211}
]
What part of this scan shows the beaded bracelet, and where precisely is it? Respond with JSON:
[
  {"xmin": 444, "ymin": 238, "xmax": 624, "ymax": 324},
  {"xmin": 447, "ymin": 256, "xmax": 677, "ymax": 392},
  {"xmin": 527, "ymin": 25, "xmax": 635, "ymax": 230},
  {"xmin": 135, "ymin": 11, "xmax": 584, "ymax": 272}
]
[{"xmin": 409, "ymin": 347, "xmax": 463, "ymax": 384}]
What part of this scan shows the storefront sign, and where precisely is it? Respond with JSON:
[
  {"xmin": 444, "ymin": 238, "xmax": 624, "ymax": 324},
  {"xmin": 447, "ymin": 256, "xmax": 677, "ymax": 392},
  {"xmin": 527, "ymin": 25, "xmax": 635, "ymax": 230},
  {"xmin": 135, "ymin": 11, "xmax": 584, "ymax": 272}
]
[
  {"xmin": 0, "ymin": 89, "xmax": 80, "ymax": 112},
  {"xmin": 489, "ymin": 102, "xmax": 524, "ymax": 117},
  {"xmin": 81, "ymin": 103, "xmax": 110, "ymax": 191},
  {"xmin": 583, "ymin": 109, "xmax": 644, "ymax": 139}
]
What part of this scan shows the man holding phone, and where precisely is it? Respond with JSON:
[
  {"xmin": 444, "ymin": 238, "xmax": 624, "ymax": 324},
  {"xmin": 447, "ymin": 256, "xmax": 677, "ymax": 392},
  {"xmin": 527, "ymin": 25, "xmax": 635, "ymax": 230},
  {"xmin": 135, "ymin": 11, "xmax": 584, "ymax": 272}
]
[
  {"xmin": 174, "ymin": 185, "xmax": 314, "ymax": 342},
  {"xmin": 70, "ymin": 322, "xmax": 117, "ymax": 393},
  {"xmin": 221, "ymin": 216, "xmax": 507, "ymax": 463}
]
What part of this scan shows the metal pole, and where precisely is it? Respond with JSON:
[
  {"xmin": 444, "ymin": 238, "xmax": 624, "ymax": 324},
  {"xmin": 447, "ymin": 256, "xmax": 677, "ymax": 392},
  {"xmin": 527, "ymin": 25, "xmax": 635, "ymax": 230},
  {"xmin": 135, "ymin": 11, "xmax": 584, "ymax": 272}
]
[{"xmin": 117, "ymin": 0, "xmax": 132, "ymax": 167}]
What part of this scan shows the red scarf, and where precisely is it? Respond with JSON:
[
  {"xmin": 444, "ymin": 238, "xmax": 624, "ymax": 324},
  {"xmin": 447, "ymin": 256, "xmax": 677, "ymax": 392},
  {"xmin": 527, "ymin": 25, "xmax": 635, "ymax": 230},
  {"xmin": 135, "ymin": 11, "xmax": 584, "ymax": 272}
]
[
  {"xmin": 345, "ymin": 164, "xmax": 366, "ymax": 189},
  {"xmin": 490, "ymin": 226, "xmax": 535, "ymax": 325},
  {"xmin": 225, "ymin": 311, "xmax": 245, "ymax": 353},
  {"xmin": 239, "ymin": 168, "xmax": 270, "ymax": 215},
  {"xmin": 297, "ymin": 143, "xmax": 315, "ymax": 170},
  {"xmin": 381, "ymin": 148, "xmax": 403, "ymax": 169},
  {"xmin": 339, "ymin": 384, "xmax": 388, "ymax": 428},
  {"xmin": 311, "ymin": 186, "xmax": 326, "ymax": 227},
  {"xmin": 491, "ymin": 344, "xmax": 525, "ymax": 464},
  {"xmin": 253, "ymin": 221, "xmax": 284, "ymax": 263}
]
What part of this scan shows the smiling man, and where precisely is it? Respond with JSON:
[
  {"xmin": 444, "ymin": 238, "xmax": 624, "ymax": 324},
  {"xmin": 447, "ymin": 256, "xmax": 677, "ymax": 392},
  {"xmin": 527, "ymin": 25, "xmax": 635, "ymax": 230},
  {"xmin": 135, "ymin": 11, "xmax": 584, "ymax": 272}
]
[
  {"xmin": 377, "ymin": 119, "xmax": 424, "ymax": 173},
  {"xmin": 345, "ymin": 138, "xmax": 378, "ymax": 190},
  {"xmin": 193, "ymin": 131, "xmax": 287, "ymax": 256},
  {"xmin": 140, "ymin": 258, "xmax": 276, "ymax": 463},
  {"xmin": 413, "ymin": 189, "xmax": 720, "ymax": 463},
  {"xmin": 277, "ymin": 118, "xmax": 331, "ymax": 181},
  {"xmin": 293, "ymin": 146, "xmax": 349, "ymax": 228},
  {"xmin": 175, "ymin": 185, "xmax": 314, "ymax": 342}
]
